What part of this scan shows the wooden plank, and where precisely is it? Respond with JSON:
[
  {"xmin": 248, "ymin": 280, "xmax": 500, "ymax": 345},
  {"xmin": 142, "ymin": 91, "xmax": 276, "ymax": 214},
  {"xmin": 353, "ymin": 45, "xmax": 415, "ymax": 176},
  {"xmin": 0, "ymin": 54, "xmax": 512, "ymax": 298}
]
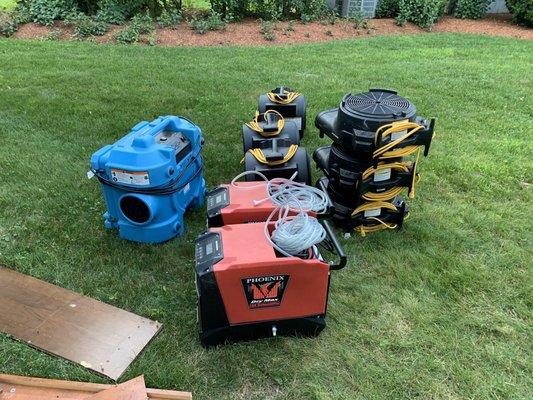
[
  {"xmin": 0, "ymin": 383, "xmax": 87, "ymax": 400},
  {"xmin": 83, "ymin": 376, "xmax": 147, "ymax": 400},
  {"xmin": 0, "ymin": 268, "xmax": 162, "ymax": 380},
  {"xmin": 0, "ymin": 375, "xmax": 192, "ymax": 400}
]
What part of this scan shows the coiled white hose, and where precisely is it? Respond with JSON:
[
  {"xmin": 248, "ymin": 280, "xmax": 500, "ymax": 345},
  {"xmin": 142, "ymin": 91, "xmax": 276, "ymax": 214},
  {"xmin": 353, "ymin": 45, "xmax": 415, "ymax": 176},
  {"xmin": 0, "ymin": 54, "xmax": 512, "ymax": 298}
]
[
  {"xmin": 231, "ymin": 171, "xmax": 328, "ymax": 257},
  {"xmin": 265, "ymin": 205, "xmax": 326, "ymax": 257},
  {"xmin": 231, "ymin": 171, "xmax": 330, "ymax": 214}
]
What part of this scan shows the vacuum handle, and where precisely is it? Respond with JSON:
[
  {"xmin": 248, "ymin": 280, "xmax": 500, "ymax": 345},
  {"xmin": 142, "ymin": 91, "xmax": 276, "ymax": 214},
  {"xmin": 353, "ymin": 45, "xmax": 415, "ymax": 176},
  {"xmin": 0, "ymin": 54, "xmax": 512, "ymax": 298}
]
[{"xmin": 322, "ymin": 220, "xmax": 347, "ymax": 270}]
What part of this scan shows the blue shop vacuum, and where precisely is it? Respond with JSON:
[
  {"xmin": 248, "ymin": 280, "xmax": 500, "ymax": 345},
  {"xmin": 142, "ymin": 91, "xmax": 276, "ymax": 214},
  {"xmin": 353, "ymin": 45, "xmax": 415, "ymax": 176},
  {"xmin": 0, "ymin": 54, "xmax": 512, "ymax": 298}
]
[{"xmin": 90, "ymin": 116, "xmax": 206, "ymax": 243}]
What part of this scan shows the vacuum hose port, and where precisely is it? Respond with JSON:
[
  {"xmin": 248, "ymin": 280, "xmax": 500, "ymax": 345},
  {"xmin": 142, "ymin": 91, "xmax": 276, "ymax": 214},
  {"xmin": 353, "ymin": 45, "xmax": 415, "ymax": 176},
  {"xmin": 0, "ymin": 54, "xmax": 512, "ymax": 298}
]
[{"xmin": 120, "ymin": 194, "xmax": 154, "ymax": 224}]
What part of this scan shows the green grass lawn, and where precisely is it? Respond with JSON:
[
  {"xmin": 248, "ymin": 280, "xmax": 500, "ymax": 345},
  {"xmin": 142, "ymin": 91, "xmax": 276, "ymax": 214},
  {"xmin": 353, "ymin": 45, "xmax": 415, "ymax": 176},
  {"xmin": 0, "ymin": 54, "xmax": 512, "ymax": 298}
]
[{"xmin": 0, "ymin": 34, "xmax": 531, "ymax": 399}]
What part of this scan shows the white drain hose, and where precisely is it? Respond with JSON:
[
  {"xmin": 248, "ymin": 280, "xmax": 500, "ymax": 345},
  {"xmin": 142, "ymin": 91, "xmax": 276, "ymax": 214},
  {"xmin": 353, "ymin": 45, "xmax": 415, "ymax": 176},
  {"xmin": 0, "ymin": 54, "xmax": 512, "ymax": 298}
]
[
  {"xmin": 230, "ymin": 171, "xmax": 330, "ymax": 214},
  {"xmin": 231, "ymin": 171, "xmax": 327, "ymax": 257}
]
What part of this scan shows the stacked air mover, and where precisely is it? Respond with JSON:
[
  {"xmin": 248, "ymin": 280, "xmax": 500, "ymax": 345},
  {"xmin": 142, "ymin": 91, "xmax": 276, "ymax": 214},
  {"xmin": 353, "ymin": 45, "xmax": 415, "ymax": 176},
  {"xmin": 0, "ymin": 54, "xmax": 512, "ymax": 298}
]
[
  {"xmin": 242, "ymin": 87, "xmax": 311, "ymax": 185},
  {"xmin": 313, "ymin": 89, "xmax": 435, "ymax": 235}
]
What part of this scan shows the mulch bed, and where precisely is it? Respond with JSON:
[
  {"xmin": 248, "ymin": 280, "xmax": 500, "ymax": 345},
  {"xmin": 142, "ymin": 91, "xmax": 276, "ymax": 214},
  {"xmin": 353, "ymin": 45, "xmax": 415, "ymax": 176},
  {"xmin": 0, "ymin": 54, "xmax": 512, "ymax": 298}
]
[{"xmin": 12, "ymin": 14, "xmax": 532, "ymax": 47}]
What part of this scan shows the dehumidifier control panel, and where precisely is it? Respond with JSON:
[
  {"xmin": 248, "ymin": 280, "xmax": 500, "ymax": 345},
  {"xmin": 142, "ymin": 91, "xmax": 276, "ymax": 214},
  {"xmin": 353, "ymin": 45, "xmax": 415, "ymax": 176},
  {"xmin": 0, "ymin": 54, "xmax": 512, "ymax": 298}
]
[
  {"xmin": 195, "ymin": 232, "xmax": 223, "ymax": 273},
  {"xmin": 156, "ymin": 130, "xmax": 192, "ymax": 163},
  {"xmin": 206, "ymin": 187, "xmax": 230, "ymax": 217}
]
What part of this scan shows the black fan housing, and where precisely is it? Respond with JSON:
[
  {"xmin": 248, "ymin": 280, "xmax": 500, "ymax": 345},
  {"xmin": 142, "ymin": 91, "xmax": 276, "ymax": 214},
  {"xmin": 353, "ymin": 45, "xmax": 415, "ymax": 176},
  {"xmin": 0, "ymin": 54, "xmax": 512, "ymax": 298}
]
[{"xmin": 338, "ymin": 89, "xmax": 417, "ymax": 133}]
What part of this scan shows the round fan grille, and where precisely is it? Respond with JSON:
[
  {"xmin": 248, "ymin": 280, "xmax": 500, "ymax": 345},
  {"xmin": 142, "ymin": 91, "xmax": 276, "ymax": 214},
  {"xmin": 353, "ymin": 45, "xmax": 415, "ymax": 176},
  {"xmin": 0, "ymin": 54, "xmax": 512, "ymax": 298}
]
[{"xmin": 343, "ymin": 90, "xmax": 414, "ymax": 118}]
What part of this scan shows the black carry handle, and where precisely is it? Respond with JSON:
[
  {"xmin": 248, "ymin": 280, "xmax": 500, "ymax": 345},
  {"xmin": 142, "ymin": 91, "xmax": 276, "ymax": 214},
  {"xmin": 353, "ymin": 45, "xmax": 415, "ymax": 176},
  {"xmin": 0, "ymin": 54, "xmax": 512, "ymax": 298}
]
[
  {"xmin": 260, "ymin": 112, "xmax": 281, "ymax": 133},
  {"xmin": 322, "ymin": 220, "xmax": 347, "ymax": 270},
  {"xmin": 264, "ymin": 139, "xmax": 285, "ymax": 161},
  {"xmin": 316, "ymin": 177, "xmax": 334, "ymax": 219}
]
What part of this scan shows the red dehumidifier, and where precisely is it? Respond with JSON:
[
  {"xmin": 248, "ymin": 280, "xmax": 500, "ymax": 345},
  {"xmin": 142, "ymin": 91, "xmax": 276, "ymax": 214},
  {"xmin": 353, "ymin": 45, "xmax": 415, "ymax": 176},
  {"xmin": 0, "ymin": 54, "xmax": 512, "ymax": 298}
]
[
  {"xmin": 206, "ymin": 178, "xmax": 331, "ymax": 227},
  {"xmin": 194, "ymin": 220, "xmax": 346, "ymax": 346}
]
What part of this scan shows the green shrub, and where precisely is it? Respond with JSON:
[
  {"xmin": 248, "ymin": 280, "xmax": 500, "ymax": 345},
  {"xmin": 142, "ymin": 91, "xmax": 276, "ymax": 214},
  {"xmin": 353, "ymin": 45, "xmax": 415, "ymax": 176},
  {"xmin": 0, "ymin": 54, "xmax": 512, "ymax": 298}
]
[
  {"xmin": 506, "ymin": 0, "xmax": 532, "ymax": 26},
  {"xmin": 376, "ymin": 0, "xmax": 400, "ymax": 17},
  {"xmin": 287, "ymin": 19, "xmax": 295, "ymax": 30},
  {"xmin": 259, "ymin": 18, "xmax": 276, "ymax": 33},
  {"xmin": 293, "ymin": 0, "xmax": 330, "ymax": 20},
  {"xmin": 91, "ymin": 19, "xmax": 109, "ymax": 34},
  {"xmin": 206, "ymin": 10, "xmax": 227, "ymax": 29},
  {"xmin": 63, "ymin": 9, "xmax": 86, "ymax": 24},
  {"xmin": 16, "ymin": 0, "xmax": 184, "ymax": 26},
  {"xmin": 21, "ymin": 0, "xmax": 76, "ymax": 26},
  {"xmin": 146, "ymin": 31, "xmax": 157, "ymax": 45},
  {"xmin": 131, "ymin": 12, "xmax": 153, "ymax": 33},
  {"xmin": 0, "ymin": 11, "xmax": 18, "ymax": 36},
  {"xmin": 188, "ymin": 16, "xmax": 209, "ymax": 33},
  {"xmin": 453, "ymin": 0, "xmax": 490, "ymax": 18},
  {"xmin": 349, "ymin": 9, "xmax": 367, "ymax": 28},
  {"xmin": 64, "ymin": 10, "xmax": 109, "ymax": 38},
  {"xmin": 95, "ymin": 0, "xmax": 177, "ymax": 24},
  {"xmin": 46, "ymin": 28, "xmax": 63, "ymax": 39},
  {"xmin": 94, "ymin": 0, "xmax": 126, "ymax": 24},
  {"xmin": 263, "ymin": 31, "xmax": 275, "ymax": 40},
  {"xmin": 157, "ymin": 9, "xmax": 181, "ymax": 28},
  {"xmin": 78, "ymin": 0, "xmax": 170, "ymax": 18},
  {"xmin": 114, "ymin": 23, "xmax": 139, "ymax": 42},
  {"xmin": 210, "ymin": 0, "xmax": 331, "ymax": 21},
  {"xmin": 210, "ymin": 0, "xmax": 249, "ymax": 20},
  {"xmin": 396, "ymin": 0, "xmax": 445, "ymax": 29},
  {"xmin": 11, "ymin": 6, "xmax": 32, "ymax": 24},
  {"xmin": 300, "ymin": 13, "xmax": 312, "ymax": 23},
  {"xmin": 188, "ymin": 11, "xmax": 226, "ymax": 34}
]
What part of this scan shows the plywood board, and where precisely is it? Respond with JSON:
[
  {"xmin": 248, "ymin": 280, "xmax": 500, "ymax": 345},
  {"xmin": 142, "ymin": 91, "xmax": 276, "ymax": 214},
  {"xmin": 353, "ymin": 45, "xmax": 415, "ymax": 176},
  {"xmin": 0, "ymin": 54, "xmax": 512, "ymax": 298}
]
[
  {"xmin": 84, "ymin": 376, "xmax": 147, "ymax": 400},
  {"xmin": 0, "ymin": 268, "xmax": 162, "ymax": 380},
  {"xmin": 0, "ymin": 375, "xmax": 192, "ymax": 400}
]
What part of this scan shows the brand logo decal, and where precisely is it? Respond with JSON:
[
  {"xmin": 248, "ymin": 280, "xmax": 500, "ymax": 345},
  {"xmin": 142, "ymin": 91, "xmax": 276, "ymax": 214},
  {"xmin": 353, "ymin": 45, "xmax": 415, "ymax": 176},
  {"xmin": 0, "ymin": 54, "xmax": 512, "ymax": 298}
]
[{"xmin": 241, "ymin": 275, "xmax": 290, "ymax": 308}]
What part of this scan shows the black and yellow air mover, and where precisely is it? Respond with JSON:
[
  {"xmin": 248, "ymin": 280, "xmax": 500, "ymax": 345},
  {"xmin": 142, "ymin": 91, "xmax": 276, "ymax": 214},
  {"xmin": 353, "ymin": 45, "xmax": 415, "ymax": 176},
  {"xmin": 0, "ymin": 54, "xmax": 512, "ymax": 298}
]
[
  {"xmin": 242, "ymin": 88, "xmax": 311, "ymax": 185},
  {"xmin": 259, "ymin": 86, "xmax": 307, "ymax": 137},
  {"xmin": 313, "ymin": 89, "xmax": 435, "ymax": 235},
  {"xmin": 315, "ymin": 89, "xmax": 434, "ymax": 161}
]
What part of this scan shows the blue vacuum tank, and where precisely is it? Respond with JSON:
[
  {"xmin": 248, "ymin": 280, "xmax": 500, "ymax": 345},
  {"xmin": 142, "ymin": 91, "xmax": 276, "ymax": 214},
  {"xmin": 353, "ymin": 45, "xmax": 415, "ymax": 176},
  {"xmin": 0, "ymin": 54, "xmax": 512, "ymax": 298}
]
[{"xmin": 90, "ymin": 116, "xmax": 206, "ymax": 243}]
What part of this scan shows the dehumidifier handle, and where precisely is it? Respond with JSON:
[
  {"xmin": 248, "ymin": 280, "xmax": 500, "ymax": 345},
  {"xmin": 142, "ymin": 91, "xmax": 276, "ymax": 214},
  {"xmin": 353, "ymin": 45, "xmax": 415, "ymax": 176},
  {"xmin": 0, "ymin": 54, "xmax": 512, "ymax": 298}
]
[{"xmin": 322, "ymin": 220, "xmax": 347, "ymax": 270}]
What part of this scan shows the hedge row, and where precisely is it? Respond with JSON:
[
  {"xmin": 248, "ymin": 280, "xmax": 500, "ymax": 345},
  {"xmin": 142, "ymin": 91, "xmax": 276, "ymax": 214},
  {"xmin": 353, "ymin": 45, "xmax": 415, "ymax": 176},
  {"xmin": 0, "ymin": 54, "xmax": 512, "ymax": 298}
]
[
  {"xmin": 1, "ymin": 0, "xmax": 531, "ymax": 36},
  {"xmin": 376, "ymin": 0, "xmax": 531, "ymax": 28}
]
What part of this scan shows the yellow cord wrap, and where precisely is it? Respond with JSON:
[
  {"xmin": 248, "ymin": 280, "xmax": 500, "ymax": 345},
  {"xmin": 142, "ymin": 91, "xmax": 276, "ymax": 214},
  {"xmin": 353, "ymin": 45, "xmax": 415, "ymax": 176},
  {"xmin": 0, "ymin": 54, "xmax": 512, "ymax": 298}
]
[
  {"xmin": 362, "ymin": 187, "xmax": 404, "ymax": 202},
  {"xmin": 351, "ymin": 202, "xmax": 399, "ymax": 237},
  {"xmin": 373, "ymin": 121, "xmax": 424, "ymax": 159},
  {"xmin": 245, "ymin": 110, "xmax": 285, "ymax": 137},
  {"xmin": 246, "ymin": 144, "xmax": 299, "ymax": 166},
  {"xmin": 267, "ymin": 90, "xmax": 300, "ymax": 104},
  {"xmin": 355, "ymin": 217, "xmax": 398, "ymax": 237},
  {"xmin": 409, "ymin": 148, "xmax": 421, "ymax": 199},
  {"xmin": 351, "ymin": 201, "xmax": 398, "ymax": 217},
  {"xmin": 350, "ymin": 121, "xmax": 430, "ymax": 235},
  {"xmin": 361, "ymin": 156, "xmax": 420, "ymax": 201}
]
